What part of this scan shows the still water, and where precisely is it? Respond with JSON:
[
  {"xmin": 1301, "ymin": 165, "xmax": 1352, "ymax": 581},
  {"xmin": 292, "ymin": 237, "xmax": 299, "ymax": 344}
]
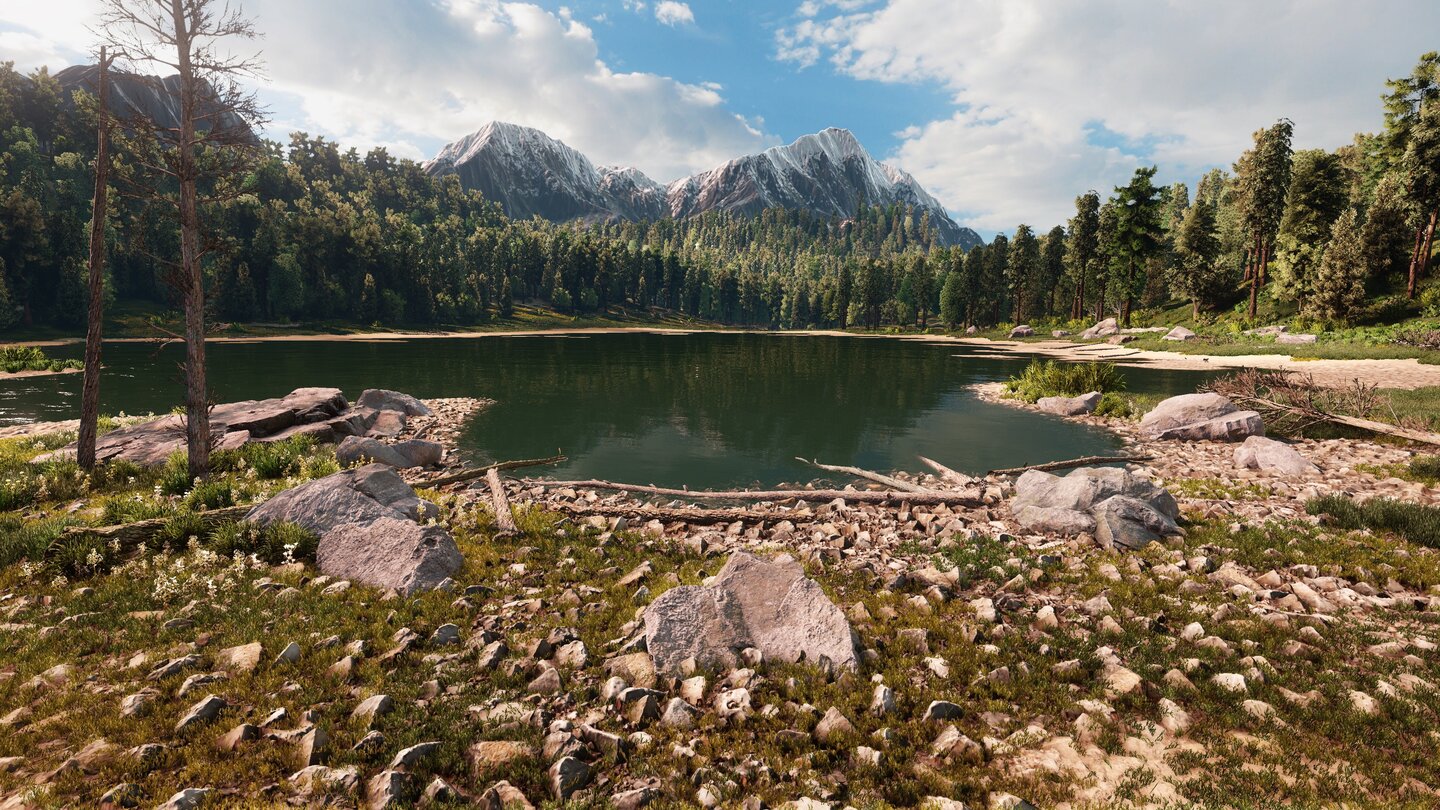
[{"xmin": 0, "ymin": 333, "xmax": 1211, "ymax": 488}]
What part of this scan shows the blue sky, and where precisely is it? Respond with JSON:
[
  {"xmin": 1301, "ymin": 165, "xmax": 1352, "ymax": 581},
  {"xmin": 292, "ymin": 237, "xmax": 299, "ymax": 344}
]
[{"xmin": 6, "ymin": 0, "xmax": 1440, "ymax": 236}]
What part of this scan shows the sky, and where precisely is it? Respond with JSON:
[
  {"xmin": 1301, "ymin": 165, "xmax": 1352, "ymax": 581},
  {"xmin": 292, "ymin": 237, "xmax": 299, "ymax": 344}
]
[{"xmin": 4, "ymin": 0, "xmax": 1440, "ymax": 238}]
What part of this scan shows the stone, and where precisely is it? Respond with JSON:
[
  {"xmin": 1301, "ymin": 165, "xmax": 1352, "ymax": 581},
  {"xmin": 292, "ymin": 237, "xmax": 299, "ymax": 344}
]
[
  {"xmin": 246, "ymin": 465, "xmax": 460, "ymax": 595},
  {"xmin": 1233, "ymin": 436, "xmax": 1319, "ymax": 476},
  {"xmin": 1276, "ymin": 333, "xmax": 1318, "ymax": 345},
  {"xmin": 813, "ymin": 707, "xmax": 855, "ymax": 743},
  {"xmin": 660, "ymin": 697, "xmax": 698, "ymax": 729},
  {"xmin": 388, "ymin": 740, "xmax": 441, "ymax": 770},
  {"xmin": 1093, "ymin": 495, "xmax": 1180, "ymax": 551},
  {"xmin": 422, "ymin": 777, "xmax": 458, "ymax": 804},
  {"xmin": 291, "ymin": 766, "xmax": 361, "ymax": 796},
  {"xmin": 351, "ymin": 694, "xmax": 394, "ymax": 727},
  {"xmin": 175, "ymin": 695, "xmax": 226, "ymax": 732},
  {"xmin": 1011, "ymin": 504, "xmax": 1095, "ymax": 535},
  {"xmin": 274, "ymin": 641, "xmax": 301, "ymax": 665},
  {"xmin": 357, "ymin": 389, "xmax": 433, "ymax": 417},
  {"xmin": 549, "ymin": 756, "xmax": 591, "ymax": 801},
  {"xmin": 336, "ymin": 436, "xmax": 412, "ymax": 469},
  {"xmin": 1035, "ymin": 391, "xmax": 1102, "ymax": 416},
  {"xmin": 155, "ymin": 788, "xmax": 210, "ymax": 810},
  {"xmin": 215, "ymin": 642, "xmax": 262, "ymax": 675},
  {"xmin": 366, "ymin": 770, "xmax": 415, "ymax": 809},
  {"xmin": 1080, "ymin": 317, "xmax": 1120, "ymax": 339},
  {"xmin": 1140, "ymin": 393, "xmax": 1240, "ymax": 436},
  {"xmin": 216, "ymin": 723, "xmax": 259, "ymax": 752},
  {"xmin": 295, "ymin": 726, "xmax": 327, "ymax": 768},
  {"xmin": 1162, "ymin": 326, "xmax": 1196, "ymax": 341},
  {"xmin": 604, "ymin": 652, "xmax": 657, "ymax": 689},
  {"xmin": 1009, "ymin": 325, "xmax": 1035, "ymax": 338},
  {"xmin": 643, "ymin": 552, "xmax": 858, "ymax": 675},
  {"xmin": 923, "ymin": 700, "xmax": 964, "ymax": 722},
  {"xmin": 478, "ymin": 781, "xmax": 535, "ymax": 810},
  {"xmin": 1212, "ymin": 673, "xmax": 1248, "ymax": 693},
  {"xmin": 528, "ymin": 667, "xmax": 562, "ymax": 695},
  {"xmin": 99, "ymin": 783, "xmax": 142, "ymax": 808},
  {"xmin": 468, "ymin": 741, "xmax": 535, "ymax": 777},
  {"xmin": 869, "ymin": 684, "xmax": 896, "ymax": 716},
  {"xmin": 1154, "ymin": 410, "xmax": 1265, "ymax": 442}
]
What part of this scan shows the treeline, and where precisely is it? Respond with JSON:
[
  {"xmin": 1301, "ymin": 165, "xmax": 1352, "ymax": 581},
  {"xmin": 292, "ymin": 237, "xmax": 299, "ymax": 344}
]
[{"xmin": 2, "ymin": 54, "xmax": 1437, "ymax": 333}]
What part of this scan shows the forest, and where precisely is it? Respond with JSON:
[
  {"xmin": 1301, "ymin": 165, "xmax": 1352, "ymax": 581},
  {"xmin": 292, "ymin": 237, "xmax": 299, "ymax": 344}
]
[{"xmin": 0, "ymin": 52, "xmax": 1436, "ymax": 334}]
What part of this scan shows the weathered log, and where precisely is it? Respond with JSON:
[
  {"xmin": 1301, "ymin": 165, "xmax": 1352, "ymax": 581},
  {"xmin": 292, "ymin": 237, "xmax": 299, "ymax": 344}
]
[
  {"xmin": 486, "ymin": 468, "xmax": 519, "ymax": 537},
  {"xmin": 795, "ymin": 457, "xmax": 933, "ymax": 494},
  {"xmin": 415, "ymin": 455, "xmax": 567, "ymax": 489},
  {"xmin": 55, "ymin": 504, "xmax": 253, "ymax": 554},
  {"xmin": 918, "ymin": 456, "xmax": 973, "ymax": 487},
  {"xmin": 987, "ymin": 455, "xmax": 1154, "ymax": 476},
  {"xmin": 550, "ymin": 502, "xmax": 788, "ymax": 526},
  {"xmin": 522, "ymin": 479, "xmax": 981, "ymax": 507}
]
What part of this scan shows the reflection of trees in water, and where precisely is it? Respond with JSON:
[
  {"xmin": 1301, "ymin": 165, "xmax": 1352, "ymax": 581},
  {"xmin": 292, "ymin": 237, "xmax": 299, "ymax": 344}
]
[{"xmin": 460, "ymin": 335, "xmax": 962, "ymax": 465}]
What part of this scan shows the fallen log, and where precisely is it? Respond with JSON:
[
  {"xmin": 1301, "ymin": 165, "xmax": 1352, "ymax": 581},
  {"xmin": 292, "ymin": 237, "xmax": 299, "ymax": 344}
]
[
  {"xmin": 796, "ymin": 457, "xmax": 933, "ymax": 494},
  {"xmin": 522, "ymin": 479, "xmax": 982, "ymax": 507},
  {"xmin": 918, "ymin": 456, "xmax": 973, "ymax": 487},
  {"xmin": 988, "ymin": 455, "xmax": 1154, "ymax": 476},
  {"xmin": 415, "ymin": 454, "xmax": 567, "ymax": 489},
  {"xmin": 55, "ymin": 504, "xmax": 253, "ymax": 554},
  {"xmin": 548, "ymin": 502, "xmax": 784, "ymax": 526},
  {"xmin": 486, "ymin": 468, "xmax": 519, "ymax": 537}
]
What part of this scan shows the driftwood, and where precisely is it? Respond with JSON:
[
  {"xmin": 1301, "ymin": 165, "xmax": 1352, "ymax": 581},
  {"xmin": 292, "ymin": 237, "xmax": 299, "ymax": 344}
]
[
  {"xmin": 55, "ymin": 504, "xmax": 253, "ymax": 553},
  {"xmin": 988, "ymin": 455, "xmax": 1154, "ymax": 476},
  {"xmin": 523, "ymin": 479, "xmax": 981, "ymax": 507},
  {"xmin": 415, "ymin": 455, "xmax": 567, "ymax": 489},
  {"xmin": 551, "ymin": 503, "xmax": 784, "ymax": 525},
  {"xmin": 486, "ymin": 468, "xmax": 520, "ymax": 537},
  {"xmin": 1205, "ymin": 369, "xmax": 1440, "ymax": 448},
  {"xmin": 796, "ymin": 457, "xmax": 932, "ymax": 494},
  {"xmin": 918, "ymin": 456, "xmax": 973, "ymax": 486}
]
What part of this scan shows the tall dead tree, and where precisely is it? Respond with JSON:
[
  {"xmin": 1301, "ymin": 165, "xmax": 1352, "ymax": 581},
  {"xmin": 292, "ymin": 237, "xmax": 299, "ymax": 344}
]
[
  {"xmin": 100, "ymin": 0, "xmax": 264, "ymax": 479},
  {"xmin": 77, "ymin": 47, "xmax": 116, "ymax": 471}
]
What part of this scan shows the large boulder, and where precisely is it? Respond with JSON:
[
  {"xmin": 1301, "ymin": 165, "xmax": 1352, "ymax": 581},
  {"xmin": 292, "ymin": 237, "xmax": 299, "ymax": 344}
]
[
  {"xmin": 644, "ymin": 553, "xmax": 857, "ymax": 675},
  {"xmin": 1162, "ymin": 326, "xmax": 1196, "ymax": 342},
  {"xmin": 335, "ymin": 437, "xmax": 444, "ymax": 470},
  {"xmin": 1009, "ymin": 325, "xmax": 1035, "ymax": 338},
  {"xmin": 1234, "ymin": 436, "xmax": 1319, "ymax": 476},
  {"xmin": 1012, "ymin": 504, "xmax": 1095, "ymax": 535},
  {"xmin": 1011, "ymin": 467, "xmax": 1178, "ymax": 546},
  {"xmin": 357, "ymin": 389, "xmax": 433, "ymax": 417},
  {"xmin": 1093, "ymin": 495, "xmax": 1180, "ymax": 551},
  {"xmin": 1080, "ymin": 318, "xmax": 1120, "ymax": 339},
  {"xmin": 1153, "ymin": 411, "xmax": 1264, "ymax": 442},
  {"xmin": 1036, "ymin": 391, "xmax": 1101, "ymax": 416},
  {"xmin": 245, "ymin": 465, "xmax": 458, "ymax": 595},
  {"xmin": 1140, "ymin": 393, "xmax": 1237, "ymax": 435}
]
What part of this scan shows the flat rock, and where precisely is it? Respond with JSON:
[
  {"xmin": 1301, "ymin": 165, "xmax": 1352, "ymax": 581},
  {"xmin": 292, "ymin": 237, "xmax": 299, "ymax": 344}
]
[
  {"xmin": 1234, "ymin": 435, "xmax": 1319, "ymax": 476},
  {"xmin": 335, "ymin": 437, "xmax": 444, "ymax": 470},
  {"xmin": 1140, "ymin": 393, "xmax": 1238, "ymax": 436},
  {"xmin": 1154, "ymin": 410, "xmax": 1265, "ymax": 442},
  {"xmin": 1093, "ymin": 495, "xmax": 1179, "ymax": 550},
  {"xmin": 1036, "ymin": 391, "xmax": 1101, "ymax": 416},
  {"xmin": 1276, "ymin": 333, "xmax": 1318, "ymax": 344},
  {"xmin": 1162, "ymin": 326, "xmax": 1196, "ymax": 341},
  {"xmin": 643, "ymin": 552, "xmax": 858, "ymax": 675}
]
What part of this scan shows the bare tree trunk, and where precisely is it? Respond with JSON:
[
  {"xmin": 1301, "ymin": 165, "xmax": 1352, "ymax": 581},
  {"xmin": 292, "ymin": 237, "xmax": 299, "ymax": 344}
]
[
  {"xmin": 1417, "ymin": 209, "xmax": 1438, "ymax": 299},
  {"xmin": 1407, "ymin": 221, "xmax": 1427, "ymax": 299},
  {"xmin": 78, "ymin": 49, "xmax": 113, "ymax": 471},
  {"xmin": 1247, "ymin": 234, "xmax": 1261, "ymax": 319},
  {"xmin": 172, "ymin": 0, "xmax": 210, "ymax": 481}
]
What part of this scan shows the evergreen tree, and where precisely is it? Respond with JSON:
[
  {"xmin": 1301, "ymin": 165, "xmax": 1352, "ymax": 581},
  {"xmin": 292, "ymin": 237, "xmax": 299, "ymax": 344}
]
[
  {"xmin": 1272, "ymin": 149, "xmax": 1348, "ymax": 307},
  {"xmin": 1110, "ymin": 167, "xmax": 1164, "ymax": 326},
  {"xmin": 1235, "ymin": 119, "xmax": 1295, "ymax": 317},
  {"xmin": 1006, "ymin": 224, "xmax": 1039, "ymax": 324},
  {"xmin": 1309, "ymin": 208, "xmax": 1367, "ymax": 322},
  {"xmin": 1066, "ymin": 191, "xmax": 1101, "ymax": 319},
  {"xmin": 1173, "ymin": 199, "xmax": 1225, "ymax": 317},
  {"xmin": 939, "ymin": 267, "xmax": 962, "ymax": 328},
  {"xmin": 1039, "ymin": 225, "xmax": 1067, "ymax": 316},
  {"xmin": 1361, "ymin": 172, "xmax": 1415, "ymax": 284}
]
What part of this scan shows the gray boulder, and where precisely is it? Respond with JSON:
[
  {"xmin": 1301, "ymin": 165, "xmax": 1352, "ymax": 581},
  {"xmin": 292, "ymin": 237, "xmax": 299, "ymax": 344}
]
[
  {"xmin": 1011, "ymin": 467, "xmax": 1178, "ymax": 541},
  {"xmin": 1009, "ymin": 325, "xmax": 1035, "ymax": 338},
  {"xmin": 1080, "ymin": 317, "xmax": 1119, "ymax": 339},
  {"xmin": 1140, "ymin": 393, "xmax": 1241, "ymax": 436},
  {"xmin": 1036, "ymin": 391, "xmax": 1101, "ymax": 416},
  {"xmin": 644, "ymin": 552, "xmax": 857, "ymax": 675},
  {"xmin": 245, "ymin": 465, "xmax": 457, "ymax": 595},
  {"xmin": 1093, "ymin": 495, "xmax": 1180, "ymax": 550},
  {"xmin": 357, "ymin": 389, "xmax": 433, "ymax": 417},
  {"xmin": 1276, "ymin": 333, "xmax": 1318, "ymax": 345},
  {"xmin": 1162, "ymin": 326, "xmax": 1196, "ymax": 342},
  {"xmin": 1153, "ymin": 410, "xmax": 1264, "ymax": 442},
  {"xmin": 335, "ymin": 437, "xmax": 443, "ymax": 470},
  {"xmin": 1234, "ymin": 435, "xmax": 1319, "ymax": 476},
  {"xmin": 1012, "ymin": 504, "xmax": 1095, "ymax": 535}
]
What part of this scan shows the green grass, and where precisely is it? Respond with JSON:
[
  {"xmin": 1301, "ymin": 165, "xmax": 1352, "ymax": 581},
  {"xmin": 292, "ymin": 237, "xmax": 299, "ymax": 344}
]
[
  {"xmin": 0, "ymin": 346, "xmax": 81, "ymax": 374},
  {"xmin": 1002, "ymin": 359, "xmax": 1127, "ymax": 403},
  {"xmin": 1307, "ymin": 494, "xmax": 1440, "ymax": 549}
]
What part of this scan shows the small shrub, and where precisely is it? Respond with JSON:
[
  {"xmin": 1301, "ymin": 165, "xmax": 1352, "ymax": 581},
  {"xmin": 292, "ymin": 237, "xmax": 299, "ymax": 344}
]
[
  {"xmin": 0, "ymin": 346, "xmax": 81, "ymax": 373},
  {"xmin": 157, "ymin": 452, "xmax": 194, "ymax": 496},
  {"xmin": 1409, "ymin": 456, "xmax": 1440, "ymax": 485},
  {"xmin": 1093, "ymin": 392, "xmax": 1133, "ymax": 418},
  {"xmin": 1004, "ymin": 360, "xmax": 1128, "ymax": 403},
  {"xmin": 242, "ymin": 435, "xmax": 317, "ymax": 479},
  {"xmin": 185, "ymin": 479, "xmax": 235, "ymax": 511},
  {"xmin": 207, "ymin": 520, "xmax": 318, "ymax": 564},
  {"xmin": 0, "ymin": 516, "xmax": 68, "ymax": 568},
  {"xmin": 1307, "ymin": 494, "xmax": 1440, "ymax": 549}
]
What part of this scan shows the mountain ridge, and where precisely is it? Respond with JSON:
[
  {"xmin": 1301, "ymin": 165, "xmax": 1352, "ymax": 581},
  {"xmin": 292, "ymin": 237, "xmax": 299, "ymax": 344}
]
[{"xmin": 424, "ymin": 122, "xmax": 982, "ymax": 248}]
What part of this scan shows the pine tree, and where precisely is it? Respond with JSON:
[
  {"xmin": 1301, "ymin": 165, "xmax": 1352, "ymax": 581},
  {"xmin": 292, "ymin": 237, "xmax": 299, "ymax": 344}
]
[
  {"xmin": 1066, "ymin": 192, "xmax": 1101, "ymax": 320},
  {"xmin": 1172, "ymin": 199, "xmax": 1225, "ymax": 317},
  {"xmin": 939, "ymin": 268, "xmax": 962, "ymax": 328},
  {"xmin": 1309, "ymin": 208, "xmax": 1367, "ymax": 322},
  {"xmin": 1361, "ymin": 172, "xmax": 1414, "ymax": 284},
  {"xmin": 1006, "ymin": 225, "xmax": 1039, "ymax": 324}
]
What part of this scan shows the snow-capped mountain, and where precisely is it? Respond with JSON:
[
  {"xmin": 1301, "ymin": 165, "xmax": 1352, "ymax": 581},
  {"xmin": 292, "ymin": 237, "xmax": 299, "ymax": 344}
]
[
  {"xmin": 424, "ymin": 122, "xmax": 665, "ymax": 222},
  {"xmin": 425, "ymin": 123, "xmax": 981, "ymax": 248}
]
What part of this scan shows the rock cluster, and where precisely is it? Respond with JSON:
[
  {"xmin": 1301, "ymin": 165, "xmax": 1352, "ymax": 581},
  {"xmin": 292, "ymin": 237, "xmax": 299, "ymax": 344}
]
[
  {"xmin": 246, "ymin": 464, "xmax": 461, "ymax": 595},
  {"xmin": 38, "ymin": 387, "xmax": 446, "ymax": 467},
  {"xmin": 1010, "ymin": 467, "xmax": 1181, "ymax": 550},
  {"xmin": 644, "ymin": 552, "xmax": 859, "ymax": 675}
]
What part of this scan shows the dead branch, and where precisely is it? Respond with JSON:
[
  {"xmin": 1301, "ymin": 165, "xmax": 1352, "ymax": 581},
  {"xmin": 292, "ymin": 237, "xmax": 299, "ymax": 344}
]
[
  {"xmin": 918, "ymin": 456, "xmax": 974, "ymax": 486},
  {"xmin": 522, "ymin": 479, "xmax": 981, "ymax": 507},
  {"xmin": 1204, "ymin": 369, "xmax": 1440, "ymax": 447},
  {"xmin": 988, "ymin": 455, "xmax": 1154, "ymax": 476},
  {"xmin": 414, "ymin": 455, "xmax": 567, "ymax": 489},
  {"xmin": 486, "ymin": 468, "xmax": 519, "ymax": 537},
  {"xmin": 55, "ymin": 504, "xmax": 252, "ymax": 554},
  {"xmin": 796, "ymin": 457, "xmax": 933, "ymax": 493}
]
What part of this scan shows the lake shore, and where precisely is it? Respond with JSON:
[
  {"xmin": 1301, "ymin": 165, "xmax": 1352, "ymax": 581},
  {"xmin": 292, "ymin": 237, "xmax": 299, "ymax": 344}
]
[{"xmin": 9, "ymin": 325, "xmax": 1440, "ymax": 389}]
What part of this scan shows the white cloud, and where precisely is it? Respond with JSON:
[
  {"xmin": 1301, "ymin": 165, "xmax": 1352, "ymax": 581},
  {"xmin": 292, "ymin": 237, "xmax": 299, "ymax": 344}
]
[
  {"xmin": 2, "ymin": 0, "xmax": 770, "ymax": 182},
  {"xmin": 780, "ymin": 0, "xmax": 1440, "ymax": 230},
  {"xmin": 654, "ymin": 1, "xmax": 695, "ymax": 27}
]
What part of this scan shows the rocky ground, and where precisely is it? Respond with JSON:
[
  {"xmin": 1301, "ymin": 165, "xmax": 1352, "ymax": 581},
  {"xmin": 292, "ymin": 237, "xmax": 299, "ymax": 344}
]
[{"xmin": 3, "ymin": 387, "xmax": 1440, "ymax": 808}]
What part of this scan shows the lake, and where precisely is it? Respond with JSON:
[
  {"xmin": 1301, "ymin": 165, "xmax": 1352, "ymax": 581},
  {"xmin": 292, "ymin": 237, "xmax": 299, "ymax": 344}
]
[{"xmin": 0, "ymin": 332, "xmax": 1212, "ymax": 488}]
